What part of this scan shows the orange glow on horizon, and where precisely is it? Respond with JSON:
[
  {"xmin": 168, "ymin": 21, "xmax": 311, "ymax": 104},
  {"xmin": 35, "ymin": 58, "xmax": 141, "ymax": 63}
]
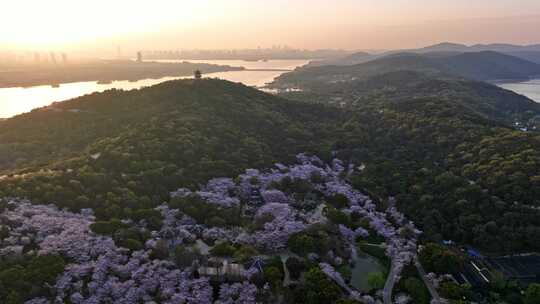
[{"xmin": 1, "ymin": 0, "xmax": 540, "ymax": 52}]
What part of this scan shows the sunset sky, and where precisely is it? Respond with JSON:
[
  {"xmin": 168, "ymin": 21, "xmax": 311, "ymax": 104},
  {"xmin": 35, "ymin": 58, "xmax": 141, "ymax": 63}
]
[{"xmin": 2, "ymin": 0, "xmax": 540, "ymax": 53}]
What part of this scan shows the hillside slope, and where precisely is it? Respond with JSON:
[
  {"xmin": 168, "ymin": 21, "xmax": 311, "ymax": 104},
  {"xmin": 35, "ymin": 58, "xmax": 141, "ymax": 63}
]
[
  {"xmin": 278, "ymin": 70, "xmax": 540, "ymax": 128},
  {"xmin": 1, "ymin": 79, "xmax": 539, "ymax": 253},
  {"xmin": 0, "ymin": 79, "xmax": 342, "ymax": 212},
  {"xmin": 0, "ymin": 79, "xmax": 340, "ymax": 173},
  {"xmin": 418, "ymin": 43, "xmax": 540, "ymax": 64},
  {"xmin": 306, "ymin": 51, "xmax": 376, "ymax": 67},
  {"xmin": 505, "ymin": 51, "xmax": 540, "ymax": 64},
  {"xmin": 439, "ymin": 51, "xmax": 540, "ymax": 81},
  {"xmin": 272, "ymin": 51, "xmax": 540, "ymax": 90}
]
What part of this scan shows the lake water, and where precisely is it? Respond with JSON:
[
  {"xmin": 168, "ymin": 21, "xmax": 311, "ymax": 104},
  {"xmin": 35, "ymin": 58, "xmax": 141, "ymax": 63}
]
[
  {"xmin": 499, "ymin": 79, "xmax": 540, "ymax": 103},
  {"xmin": 350, "ymin": 253, "xmax": 386, "ymax": 292},
  {"xmin": 154, "ymin": 59, "xmax": 309, "ymax": 71},
  {"xmin": 0, "ymin": 59, "xmax": 309, "ymax": 119}
]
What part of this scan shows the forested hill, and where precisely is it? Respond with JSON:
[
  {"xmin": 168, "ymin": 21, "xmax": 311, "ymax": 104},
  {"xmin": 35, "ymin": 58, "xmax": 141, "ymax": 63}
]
[
  {"xmin": 0, "ymin": 79, "xmax": 342, "ymax": 213},
  {"xmin": 440, "ymin": 51, "xmax": 540, "ymax": 81},
  {"xmin": 273, "ymin": 51, "xmax": 540, "ymax": 88},
  {"xmin": 0, "ymin": 79, "xmax": 341, "ymax": 173},
  {"xmin": 418, "ymin": 42, "xmax": 540, "ymax": 64},
  {"xmin": 1, "ymin": 79, "xmax": 539, "ymax": 253},
  {"xmin": 306, "ymin": 51, "xmax": 374, "ymax": 67},
  {"xmin": 306, "ymin": 42, "xmax": 540, "ymax": 67},
  {"xmin": 278, "ymin": 70, "xmax": 540, "ymax": 128}
]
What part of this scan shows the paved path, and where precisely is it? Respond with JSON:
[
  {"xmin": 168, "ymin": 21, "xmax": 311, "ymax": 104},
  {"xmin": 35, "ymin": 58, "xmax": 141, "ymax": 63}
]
[
  {"xmin": 364, "ymin": 242, "xmax": 386, "ymax": 248},
  {"xmin": 415, "ymin": 258, "xmax": 443, "ymax": 304},
  {"xmin": 383, "ymin": 259, "xmax": 398, "ymax": 304},
  {"xmin": 280, "ymin": 255, "xmax": 292, "ymax": 287},
  {"xmin": 195, "ymin": 239, "xmax": 210, "ymax": 255}
]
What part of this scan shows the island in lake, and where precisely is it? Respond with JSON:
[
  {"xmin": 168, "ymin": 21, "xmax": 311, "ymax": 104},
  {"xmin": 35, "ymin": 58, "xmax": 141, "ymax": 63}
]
[{"xmin": 0, "ymin": 60, "xmax": 244, "ymax": 88}]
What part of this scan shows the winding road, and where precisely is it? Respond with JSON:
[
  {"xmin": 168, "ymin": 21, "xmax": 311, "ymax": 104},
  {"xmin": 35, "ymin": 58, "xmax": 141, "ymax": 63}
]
[
  {"xmin": 383, "ymin": 256, "xmax": 443, "ymax": 304},
  {"xmin": 415, "ymin": 258, "xmax": 443, "ymax": 304},
  {"xmin": 383, "ymin": 259, "xmax": 398, "ymax": 304}
]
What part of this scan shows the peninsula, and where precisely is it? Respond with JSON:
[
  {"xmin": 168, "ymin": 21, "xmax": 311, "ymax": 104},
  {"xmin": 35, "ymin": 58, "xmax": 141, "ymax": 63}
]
[{"xmin": 0, "ymin": 60, "xmax": 244, "ymax": 88}]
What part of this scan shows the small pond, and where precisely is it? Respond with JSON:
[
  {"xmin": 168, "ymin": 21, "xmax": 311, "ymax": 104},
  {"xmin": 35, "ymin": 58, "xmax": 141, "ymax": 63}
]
[{"xmin": 350, "ymin": 252, "xmax": 386, "ymax": 292}]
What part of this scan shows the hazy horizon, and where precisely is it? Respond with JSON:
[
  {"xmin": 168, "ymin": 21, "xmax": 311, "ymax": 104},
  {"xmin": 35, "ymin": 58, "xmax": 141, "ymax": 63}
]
[{"xmin": 2, "ymin": 0, "xmax": 540, "ymax": 57}]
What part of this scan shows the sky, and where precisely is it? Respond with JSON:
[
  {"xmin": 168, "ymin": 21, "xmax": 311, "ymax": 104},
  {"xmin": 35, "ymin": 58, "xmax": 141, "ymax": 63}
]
[{"xmin": 1, "ymin": 0, "xmax": 540, "ymax": 54}]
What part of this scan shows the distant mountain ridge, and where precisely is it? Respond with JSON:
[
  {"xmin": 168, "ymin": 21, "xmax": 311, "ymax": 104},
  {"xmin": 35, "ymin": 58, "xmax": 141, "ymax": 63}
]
[
  {"xmin": 273, "ymin": 51, "xmax": 540, "ymax": 89},
  {"xmin": 309, "ymin": 42, "xmax": 540, "ymax": 67},
  {"xmin": 418, "ymin": 42, "xmax": 540, "ymax": 53},
  {"xmin": 416, "ymin": 43, "xmax": 540, "ymax": 64},
  {"xmin": 438, "ymin": 51, "xmax": 540, "ymax": 81}
]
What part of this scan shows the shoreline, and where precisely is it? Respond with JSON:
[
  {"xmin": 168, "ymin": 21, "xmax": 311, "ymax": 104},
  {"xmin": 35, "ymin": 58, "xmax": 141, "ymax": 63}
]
[
  {"xmin": 497, "ymin": 81, "xmax": 540, "ymax": 103},
  {"xmin": 490, "ymin": 75, "xmax": 540, "ymax": 85},
  {"xmin": 0, "ymin": 61, "xmax": 244, "ymax": 89},
  {"xmin": 0, "ymin": 60, "xmax": 311, "ymax": 120}
]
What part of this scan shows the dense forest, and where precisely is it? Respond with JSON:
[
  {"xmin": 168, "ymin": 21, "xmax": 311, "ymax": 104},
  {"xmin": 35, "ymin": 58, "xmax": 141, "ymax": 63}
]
[
  {"xmin": 277, "ymin": 70, "xmax": 540, "ymax": 128},
  {"xmin": 277, "ymin": 68, "xmax": 540, "ymax": 253},
  {"xmin": 0, "ymin": 79, "xmax": 341, "ymax": 218},
  {"xmin": 0, "ymin": 78, "xmax": 539, "ymax": 254},
  {"xmin": 336, "ymin": 97, "xmax": 540, "ymax": 252}
]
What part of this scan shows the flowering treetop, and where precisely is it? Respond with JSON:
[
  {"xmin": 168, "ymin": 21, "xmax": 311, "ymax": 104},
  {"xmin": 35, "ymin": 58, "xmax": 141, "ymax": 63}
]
[{"xmin": 0, "ymin": 153, "xmax": 422, "ymax": 303}]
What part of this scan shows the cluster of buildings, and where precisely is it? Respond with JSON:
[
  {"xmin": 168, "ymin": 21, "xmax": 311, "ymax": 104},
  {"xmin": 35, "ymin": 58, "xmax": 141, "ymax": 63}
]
[
  {"xmin": 0, "ymin": 51, "xmax": 69, "ymax": 65},
  {"xmin": 450, "ymin": 246, "xmax": 540, "ymax": 288},
  {"xmin": 141, "ymin": 47, "xmax": 348, "ymax": 61}
]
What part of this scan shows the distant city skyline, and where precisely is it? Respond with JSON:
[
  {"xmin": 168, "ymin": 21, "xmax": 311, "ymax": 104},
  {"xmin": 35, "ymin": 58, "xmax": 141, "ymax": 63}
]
[{"xmin": 1, "ymin": 0, "xmax": 540, "ymax": 56}]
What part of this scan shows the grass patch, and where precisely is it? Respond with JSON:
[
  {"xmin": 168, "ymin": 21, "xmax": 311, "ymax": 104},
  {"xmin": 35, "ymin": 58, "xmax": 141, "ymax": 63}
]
[{"xmin": 358, "ymin": 242, "xmax": 391, "ymax": 270}]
